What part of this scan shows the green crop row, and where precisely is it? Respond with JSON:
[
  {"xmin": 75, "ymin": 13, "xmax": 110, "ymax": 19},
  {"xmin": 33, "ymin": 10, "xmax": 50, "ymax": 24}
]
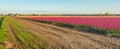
[
  {"xmin": 0, "ymin": 16, "xmax": 7, "ymax": 49},
  {"xmin": 7, "ymin": 17, "xmax": 49, "ymax": 49},
  {"xmin": 26, "ymin": 19, "xmax": 120, "ymax": 37}
]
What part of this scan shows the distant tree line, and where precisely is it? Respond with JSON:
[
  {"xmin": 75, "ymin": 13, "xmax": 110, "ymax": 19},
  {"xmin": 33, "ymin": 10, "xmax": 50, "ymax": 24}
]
[
  {"xmin": 60, "ymin": 13, "xmax": 120, "ymax": 16},
  {"xmin": 1, "ymin": 12, "xmax": 120, "ymax": 16}
]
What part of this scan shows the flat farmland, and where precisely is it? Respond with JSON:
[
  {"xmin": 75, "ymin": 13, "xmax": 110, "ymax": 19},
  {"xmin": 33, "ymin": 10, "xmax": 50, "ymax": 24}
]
[{"xmin": 0, "ymin": 16, "xmax": 120, "ymax": 49}]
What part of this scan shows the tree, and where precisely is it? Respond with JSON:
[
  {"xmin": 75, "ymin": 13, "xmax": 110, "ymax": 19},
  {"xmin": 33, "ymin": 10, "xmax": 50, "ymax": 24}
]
[
  {"xmin": 0, "ymin": 14, "xmax": 4, "ymax": 16},
  {"xmin": 97, "ymin": 13, "xmax": 102, "ymax": 16},
  {"xmin": 104, "ymin": 12, "xmax": 110, "ymax": 16}
]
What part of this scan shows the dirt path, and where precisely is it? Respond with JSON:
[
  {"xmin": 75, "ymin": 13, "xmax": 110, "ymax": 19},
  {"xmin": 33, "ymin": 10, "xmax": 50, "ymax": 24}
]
[{"xmin": 7, "ymin": 17, "xmax": 120, "ymax": 49}]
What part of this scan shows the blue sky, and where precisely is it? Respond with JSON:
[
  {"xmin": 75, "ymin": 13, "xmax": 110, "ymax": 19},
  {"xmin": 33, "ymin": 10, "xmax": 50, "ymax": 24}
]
[{"xmin": 0, "ymin": 0, "xmax": 120, "ymax": 14}]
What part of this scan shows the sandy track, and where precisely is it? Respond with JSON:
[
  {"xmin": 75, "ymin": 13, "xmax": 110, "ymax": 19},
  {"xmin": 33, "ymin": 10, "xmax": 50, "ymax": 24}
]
[{"xmin": 7, "ymin": 17, "xmax": 120, "ymax": 49}]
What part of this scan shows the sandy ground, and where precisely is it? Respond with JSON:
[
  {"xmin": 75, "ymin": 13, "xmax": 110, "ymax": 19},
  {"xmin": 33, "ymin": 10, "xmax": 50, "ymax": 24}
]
[{"xmin": 6, "ymin": 17, "xmax": 120, "ymax": 49}]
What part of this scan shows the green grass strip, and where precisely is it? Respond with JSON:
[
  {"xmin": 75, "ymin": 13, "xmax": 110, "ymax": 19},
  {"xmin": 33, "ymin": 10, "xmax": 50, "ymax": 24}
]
[{"xmin": 0, "ymin": 16, "xmax": 7, "ymax": 49}]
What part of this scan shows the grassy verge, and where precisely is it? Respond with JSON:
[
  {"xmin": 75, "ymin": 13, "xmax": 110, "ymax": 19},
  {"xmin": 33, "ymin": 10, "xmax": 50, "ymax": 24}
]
[
  {"xmin": 6, "ymin": 17, "xmax": 49, "ymax": 49},
  {"xmin": 23, "ymin": 18, "xmax": 120, "ymax": 37},
  {"xmin": 0, "ymin": 16, "xmax": 7, "ymax": 49}
]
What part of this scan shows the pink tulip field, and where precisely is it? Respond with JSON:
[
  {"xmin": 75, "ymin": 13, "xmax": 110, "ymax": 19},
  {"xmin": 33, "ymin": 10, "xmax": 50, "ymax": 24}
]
[{"xmin": 21, "ymin": 16, "xmax": 120, "ymax": 30}]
